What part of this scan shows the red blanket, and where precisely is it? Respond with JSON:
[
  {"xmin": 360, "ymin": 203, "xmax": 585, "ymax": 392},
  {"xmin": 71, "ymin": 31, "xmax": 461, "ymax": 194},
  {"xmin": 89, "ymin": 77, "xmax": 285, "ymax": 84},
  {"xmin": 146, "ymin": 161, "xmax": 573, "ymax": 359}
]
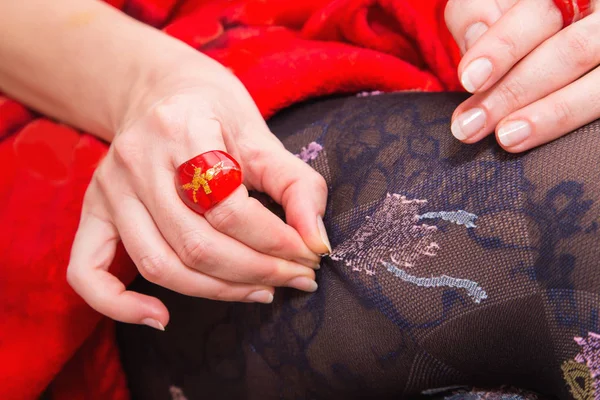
[{"xmin": 0, "ymin": 1, "xmax": 460, "ymax": 398}]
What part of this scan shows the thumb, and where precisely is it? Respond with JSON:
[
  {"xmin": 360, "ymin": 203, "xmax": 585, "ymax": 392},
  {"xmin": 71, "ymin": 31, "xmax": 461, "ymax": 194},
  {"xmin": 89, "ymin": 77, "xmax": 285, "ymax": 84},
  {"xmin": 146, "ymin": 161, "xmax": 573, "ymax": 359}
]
[{"xmin": 242, "ymin": 138, "xmax": 331, "ymax": 255}]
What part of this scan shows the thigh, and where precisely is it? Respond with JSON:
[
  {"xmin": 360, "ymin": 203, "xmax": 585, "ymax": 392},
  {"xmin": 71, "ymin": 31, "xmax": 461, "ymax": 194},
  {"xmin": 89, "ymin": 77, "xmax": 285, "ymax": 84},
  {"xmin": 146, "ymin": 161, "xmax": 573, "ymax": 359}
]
[{"xmin": 117, "ymin": 93, "xmax": 600, "ymax": 400}]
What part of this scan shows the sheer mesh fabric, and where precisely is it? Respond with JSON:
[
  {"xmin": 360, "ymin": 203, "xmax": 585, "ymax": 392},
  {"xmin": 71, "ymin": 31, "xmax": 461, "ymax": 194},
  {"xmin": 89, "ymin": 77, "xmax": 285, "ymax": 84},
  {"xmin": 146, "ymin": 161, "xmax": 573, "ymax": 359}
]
[{"xmin": 117, "ymin": 93, "xmax": 600, "ymax": 399}]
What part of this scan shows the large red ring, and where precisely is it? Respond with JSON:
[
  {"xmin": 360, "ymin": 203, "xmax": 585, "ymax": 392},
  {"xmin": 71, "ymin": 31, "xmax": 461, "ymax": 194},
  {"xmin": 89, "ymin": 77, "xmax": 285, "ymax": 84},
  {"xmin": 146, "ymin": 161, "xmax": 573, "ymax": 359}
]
[
  {"xmin": 554, "ymin": 0, "xmax": 592, "ymax": 27},
  {"xmin": 176, "ymin": 150, "xmax": 243, "ymax": 214}
]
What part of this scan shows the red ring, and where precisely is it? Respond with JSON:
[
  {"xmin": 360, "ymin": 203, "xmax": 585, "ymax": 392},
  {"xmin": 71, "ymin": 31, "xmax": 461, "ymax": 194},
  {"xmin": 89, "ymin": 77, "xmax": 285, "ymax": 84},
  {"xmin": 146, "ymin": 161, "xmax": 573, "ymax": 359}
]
[
  {"xmin": 175, "ymin": 150, "xmax": 243, "ymax": 215},
  {"xmin": 554, "ymin": 0, "xmax": 593, "ymax": 26},
  {"xmin": 574, "ymin": 0, "xmax": 592, "ymax": 22},
  {"xmin": 554, "ymin": 0, "xmax": 575, "ymax": 26}
]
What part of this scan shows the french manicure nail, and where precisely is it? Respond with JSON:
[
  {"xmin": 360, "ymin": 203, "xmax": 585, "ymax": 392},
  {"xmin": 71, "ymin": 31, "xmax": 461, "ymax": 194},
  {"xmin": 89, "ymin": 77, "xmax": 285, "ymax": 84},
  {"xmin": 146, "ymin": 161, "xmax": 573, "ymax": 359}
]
[
  {"xmin": 317, "ymin": 215, "xmax": 332, "ymax": 255},
  {"xmin": 451, "ymin": 108, "xmax": 486, "ymax": 141},
  {"xmin": 303, "ymin": 260, "xmax": 321, "ymax": 270},
  {"xmin": 286, "ymin": 276, "xmax": 318, "ymax": 292},
  {"xmin": 464, "ymin": 22, "xmax": 488, "ymax": 52},
  {"xmin": 245, "ymin": 290, "xmax": 274, "ymax": 304},
  {"xmin": 295, "ymin": 257, "xmax": 321, "ymax": 270},
  {"xmin": 461, "ymin": 57, "xmax": 493, "ymax": 93},
  {"xmin": 141, "ymin": 318, "xmax": 165, "ymax": 331},
  {"xmin": 498, "ymin": 120, "xmax": 531, "ymax": 147}
]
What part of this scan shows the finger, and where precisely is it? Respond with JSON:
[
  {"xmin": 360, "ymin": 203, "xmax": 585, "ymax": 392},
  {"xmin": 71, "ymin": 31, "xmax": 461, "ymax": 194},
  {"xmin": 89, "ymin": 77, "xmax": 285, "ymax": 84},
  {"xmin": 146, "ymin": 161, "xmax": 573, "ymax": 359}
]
[
  {"xmin": 146, "ymin": 174, "xmax": 317, "ymax": 292},
  {"xmin": 495, "ymin": 64, "xmax": 600, "ymax": 152},
  {"xmin": 241, "ymin": 138, "xmax": 331, "ymax": 256},
  {"xmin": 110, "ymin": 192, "xmax": 276, "ymax": 303},
  {"xmin": 67, "ymin": 184, "xmax": 170, "ymax": 329},
  {"xmin": 204, "ymin": 185, "xmax": 321, "ymax": 268},
  {"xmin": 451, "ymin": 12, "xmax": 600, "ymax": 143},
  {"xmin": 458, "ymin": 0, "xmax": 563, "ymax": 93},
  {"xmin": 445, "ymin": 0, "xmax": 517, "ymax": 54}
]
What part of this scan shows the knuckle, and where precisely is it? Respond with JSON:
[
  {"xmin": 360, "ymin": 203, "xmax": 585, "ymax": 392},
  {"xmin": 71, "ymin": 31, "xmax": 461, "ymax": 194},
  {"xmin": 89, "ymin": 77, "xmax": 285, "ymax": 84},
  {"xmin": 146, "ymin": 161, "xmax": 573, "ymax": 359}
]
[
  {"xmin": 66, "ymin": 264, "xmax": 80, "ymax": 289},
  {"xmin": 111, "ymin": 135, "xmax": 142, "ymax": 170},
  {"xmin": 262, "ymin": 235, "xmax": 289, "ymax": 255},
  {"xmin": 203, "ymin": 118, "xmax": 224, "ymax": 136},
  {"xmin": 149, "ymin": 102, "xmax": 181, "ymax": 141},
  {"xmin": 590, "ymin": 90, "xmax": 600, "ymax": 112},
  {"xmin": 209, "ymin": 202, "xmax": 241, "ymax": 233},
  {"xmin": 496, "ymin": 79, "xmax": 526, "ymax": 110},
  {"xmin": 137, "ymin": 254, "xmax": 169, "ymax": 283},
  {"xmin": 92, "ymin": 165, "xmax": 113, "ymax": 196},
  {"xmin": 560, "ymin": 30, "xmax": 596, "ymax": 69},
  {"xmin": 209, "ymin": 285, "xmax": 233, "ymax": 302},
  {"xmin": 311, "ymin": 173, "xmax": 328, "ymax": 196},
  {"xmin": 179, "ymin": 232, "xmax": 210, "ymax": 266},
  {"xmin": 241, "ymin": 142, "xmax": 273, "ymax": 178},
  {"xmin": 496, "ymin": 32, "xmax": 520, "ymax": 60},
  {"xmin": 553, "ymin": 99, "xmax": 576, "ymax": 127},
  {"xmin": 242, "ymin": 141, "xmax": 271, "ymax": 166},
  {"xmin": 254, "ymin": 262, "xmax": 281, "ymax": 285},
  {"xmin": 149, "ymin": 98, "xmax": 218, "ymax": 142}
]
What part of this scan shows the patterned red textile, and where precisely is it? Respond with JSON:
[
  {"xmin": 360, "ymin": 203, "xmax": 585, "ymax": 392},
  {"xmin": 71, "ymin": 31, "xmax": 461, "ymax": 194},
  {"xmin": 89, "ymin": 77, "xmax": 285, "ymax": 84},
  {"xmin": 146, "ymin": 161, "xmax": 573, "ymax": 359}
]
[{"xmin": 0, "ymin": 1, "xmax": 460, "ymax": 398}]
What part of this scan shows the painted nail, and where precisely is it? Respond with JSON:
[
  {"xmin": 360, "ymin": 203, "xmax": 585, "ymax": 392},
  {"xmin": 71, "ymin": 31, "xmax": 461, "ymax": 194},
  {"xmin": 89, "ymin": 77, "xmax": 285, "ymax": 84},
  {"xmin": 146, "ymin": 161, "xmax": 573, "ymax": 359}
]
[
  {"xmin": 461, "ymin": 57, "xmax": 493, "ymax": 93},
  {"xmin": 245, "ymin": 290, "xmax": 274, "ymax": 304},
  {"xmin": 286, "ymin": 276, "xmax": 318, "ymax": 292},
  {"xmin": 294, "ymin": 257, "xmax": 321, "ymax": 270},
  {"xmin": 141, "ymin": 318, "xmax": 165, "ymax": 331},
  {"xmin": 317, "ymin": 215, "xmax": 332, "ymax": 255},
  {"xmin": 498, "ymin": 120, "xmax": 531, "ymax": 147},
  {"xmin": 451, "ymin": 108, "xmax": 486, "ymax": 141},
  {"xmin": 464, "ymin": 22, "xmax": 488, "ymax": 52}
]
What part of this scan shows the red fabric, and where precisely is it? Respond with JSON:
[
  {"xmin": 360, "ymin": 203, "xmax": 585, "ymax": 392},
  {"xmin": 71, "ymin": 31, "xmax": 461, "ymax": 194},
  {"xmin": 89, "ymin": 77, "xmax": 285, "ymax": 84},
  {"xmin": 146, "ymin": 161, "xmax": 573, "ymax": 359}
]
[
  {"xmin": 0, "ymin": 1, "xmax": 461, "ymax": 399},
  {"xmin": 47, "ymin": 320, "xmax": 130, "ymax": 400}
]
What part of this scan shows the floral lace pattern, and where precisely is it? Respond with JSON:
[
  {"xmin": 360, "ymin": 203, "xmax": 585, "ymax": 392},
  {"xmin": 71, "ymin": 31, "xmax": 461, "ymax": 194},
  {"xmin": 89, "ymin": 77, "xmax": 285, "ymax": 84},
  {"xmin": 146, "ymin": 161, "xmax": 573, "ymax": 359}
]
[
  {"xmin": 563, "ymin": 332, "xmax": 600, "ymax": 400},
  {"xmin": 328, "ymin": 193, "xmax": 485, "ymax": 303},
  {"xmin": 117, "ymin": 93, "xmax": 600, "ymax": 400}
]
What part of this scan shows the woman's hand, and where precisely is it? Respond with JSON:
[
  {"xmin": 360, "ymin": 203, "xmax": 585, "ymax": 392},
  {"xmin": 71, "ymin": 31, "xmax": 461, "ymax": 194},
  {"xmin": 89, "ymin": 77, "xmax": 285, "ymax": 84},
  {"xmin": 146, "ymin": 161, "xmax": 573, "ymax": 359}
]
[
  {"xmin": 445, "ymin": 0, "xmax": 600, "ymax": 152},
  {"xmin": 66, "ymin": 57, "xmax": 330, "ymax": 330},
  {"xmin": 0, "ymin": 0, "xmax": 329, "ymax": 330}
]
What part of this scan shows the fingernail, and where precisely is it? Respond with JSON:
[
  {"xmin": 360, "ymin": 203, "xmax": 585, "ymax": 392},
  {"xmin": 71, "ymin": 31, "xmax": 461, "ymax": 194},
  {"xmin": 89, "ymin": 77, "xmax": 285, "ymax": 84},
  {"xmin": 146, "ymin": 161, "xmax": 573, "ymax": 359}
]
[
  {"xmin": 294, "ymin": 257, "xmax": 321, "ymax": 270},
  {"xmin": 141, "ymin": 318, "xmax": 165, "ymax": 331},
  {"xmin": 498, "ymin": 120, "xmax": 531, "ymax": 147},
  {"xmin": 245, "ymin": 290, "xmax": 274, "ymax": 304},
  {"xmin": 461, "ymin": 57, "xmax": 493, "ymax": 93},
  {"xmin": 316, "ymin": 216, "xmax": 332, "ymax": 255},
  {"xmin": 286, "ymin": 276, "xmax": 318, "ymax": 292},
  {"xmin": 464, "ymin": 22, "xmax": 488, "ymax": 52},
  {"xmin": 451, "ymin": 108, "xmax": 486, "ymax": 141}
]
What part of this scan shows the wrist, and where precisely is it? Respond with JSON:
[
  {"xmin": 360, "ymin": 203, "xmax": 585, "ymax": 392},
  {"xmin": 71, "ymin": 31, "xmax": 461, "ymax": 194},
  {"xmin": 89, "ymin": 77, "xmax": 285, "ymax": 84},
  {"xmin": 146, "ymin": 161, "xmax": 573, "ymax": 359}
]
[{"xmin": 0, "ymin": 0, "xmax": 240, "ymax": 143}]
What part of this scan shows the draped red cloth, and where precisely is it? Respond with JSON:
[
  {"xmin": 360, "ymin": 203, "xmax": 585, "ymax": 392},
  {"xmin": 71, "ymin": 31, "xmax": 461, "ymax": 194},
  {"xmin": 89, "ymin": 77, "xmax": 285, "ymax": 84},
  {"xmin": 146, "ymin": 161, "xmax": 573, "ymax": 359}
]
[{"xmin": 0, "ymin": 1, "xmax": 461, "ymax": 398}]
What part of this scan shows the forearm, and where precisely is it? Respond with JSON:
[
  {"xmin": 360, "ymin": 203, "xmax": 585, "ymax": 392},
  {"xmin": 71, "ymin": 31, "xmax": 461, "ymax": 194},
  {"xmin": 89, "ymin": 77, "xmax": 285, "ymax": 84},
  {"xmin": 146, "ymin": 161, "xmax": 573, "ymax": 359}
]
[{"xmin": 0, "ymin": 0, "xmax": 209, "ymax": 141}]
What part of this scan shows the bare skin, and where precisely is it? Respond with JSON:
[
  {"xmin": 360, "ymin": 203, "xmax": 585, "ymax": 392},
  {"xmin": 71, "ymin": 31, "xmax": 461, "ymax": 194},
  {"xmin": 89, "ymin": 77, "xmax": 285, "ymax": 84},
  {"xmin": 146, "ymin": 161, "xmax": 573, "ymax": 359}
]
[
  {"xmin": 0, "ymin": 0, "xmax": 331, "ymax": 330},
  {"xmin": 446, "ymin": 0, "xmax": 600, "ymax": 152}
]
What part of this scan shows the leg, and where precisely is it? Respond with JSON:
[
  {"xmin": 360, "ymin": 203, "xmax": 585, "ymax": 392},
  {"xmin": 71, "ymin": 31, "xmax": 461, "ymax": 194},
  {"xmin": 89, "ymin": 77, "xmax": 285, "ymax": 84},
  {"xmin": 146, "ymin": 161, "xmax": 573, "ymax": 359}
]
[{"xmin": 117, "ymin": 93, "xmax": 600, "ymax": 399}]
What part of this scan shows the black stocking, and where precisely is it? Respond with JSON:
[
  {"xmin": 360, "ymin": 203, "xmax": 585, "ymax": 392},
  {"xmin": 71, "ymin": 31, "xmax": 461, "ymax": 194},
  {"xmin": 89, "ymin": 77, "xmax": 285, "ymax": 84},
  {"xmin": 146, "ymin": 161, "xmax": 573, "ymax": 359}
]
[{"xmin": 117, "ymin": 93, "xmax": 600, "ymax": 400}]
